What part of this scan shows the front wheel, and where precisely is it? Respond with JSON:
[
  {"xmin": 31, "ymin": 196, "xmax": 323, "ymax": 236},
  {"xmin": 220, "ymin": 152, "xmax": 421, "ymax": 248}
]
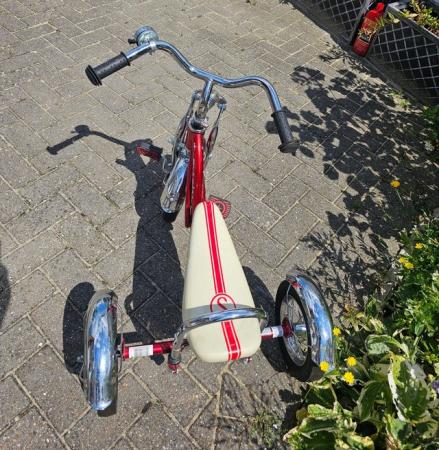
[{"xmin": 275, "ymin": 279, "xmax": 330, "ymax": 382}]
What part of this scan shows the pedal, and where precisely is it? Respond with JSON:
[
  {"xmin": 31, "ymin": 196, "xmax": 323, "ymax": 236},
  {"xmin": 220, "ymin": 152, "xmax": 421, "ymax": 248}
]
[
  {"xmin": 136, "ymin": 142, "xmax": 163, "ymax": 161},
  {"xmin": 209, "ymin": 195, "xmax": 231, "ymax": 219}
]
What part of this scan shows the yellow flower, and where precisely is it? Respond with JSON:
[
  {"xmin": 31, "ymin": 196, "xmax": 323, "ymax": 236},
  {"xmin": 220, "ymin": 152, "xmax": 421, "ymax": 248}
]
[
  {"xmin": 399, "ymin": 257, "xmax": 408, "ymax": 264},
  {"xmin": 404, "ymin": 261, "xmax": 414, "ymax": 269},
  {"xmin": 333, "ymin": 327, "xmax": 341, "ymax": 337},
  {"xmin": 343, "ymin": 371, "xmax": 355, "ymax": 385},
  {"xmin": 390, "ymin": 180, "xmax": 400, "ymax": 188},
  {"xmin": 320, "ymin": 361, "xmax": 330, "ymax": 372},
  {"xmin": 346, "ymin": 356, "xmax": 357, "ymax": 367},
  {"xmin": 415, "ymin": 243, "xmax": 424, "ymax": 249}
]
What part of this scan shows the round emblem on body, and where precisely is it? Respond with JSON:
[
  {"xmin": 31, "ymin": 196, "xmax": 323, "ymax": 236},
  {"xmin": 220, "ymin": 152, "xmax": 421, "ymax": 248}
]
[{"xmin": 210, "ymin": 293, "xmax": 237, "ymax": 312}]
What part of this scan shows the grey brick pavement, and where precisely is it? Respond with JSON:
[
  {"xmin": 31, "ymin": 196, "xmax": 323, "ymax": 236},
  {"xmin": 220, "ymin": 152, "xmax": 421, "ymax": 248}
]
[{"xmin": 0, "ymin": 0, "xmax": 437, "ymax": 449}]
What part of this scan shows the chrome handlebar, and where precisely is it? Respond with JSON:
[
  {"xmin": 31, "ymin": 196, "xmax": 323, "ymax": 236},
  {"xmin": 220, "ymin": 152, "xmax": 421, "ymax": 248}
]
[
  {"xmin": 124, "ymin": 40, "xmax": 283, "ymax": 112},
  {"xmin": 168, "ymin": 307, "xmax": 268, "ymax": 365},
  {"xmin": 85, "ymin": 27, "xmax": 298, "ymax": 152}
]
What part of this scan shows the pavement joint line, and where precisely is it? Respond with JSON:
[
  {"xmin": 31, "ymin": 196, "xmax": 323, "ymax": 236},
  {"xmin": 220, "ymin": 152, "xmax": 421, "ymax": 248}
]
[
  {"xmin": 6, "ymin": 352, "xmax": 72, "ymax": 449},
  {"xmin": 0, "ymin": 284, "xmax": 60, "ymax": 336},
  {"xmin": 126, "ymin": 368, "xmax": 202, "ymax": 449}
]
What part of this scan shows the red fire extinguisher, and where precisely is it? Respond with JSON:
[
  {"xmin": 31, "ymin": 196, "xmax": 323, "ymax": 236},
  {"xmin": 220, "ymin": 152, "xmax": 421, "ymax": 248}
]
[{"xmin": 352, "ymin": 2, "xmax": 386, "ymax": 56}]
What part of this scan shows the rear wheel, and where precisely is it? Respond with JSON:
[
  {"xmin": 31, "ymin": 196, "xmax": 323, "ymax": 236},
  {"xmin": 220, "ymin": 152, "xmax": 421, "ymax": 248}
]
[
  {"xmin": 81, "ymin": 290, "xmax": 119, "ymax": 414},
  {"xmin": 275, "ymin": 280, "xmax": 321, "ymax": 381}
]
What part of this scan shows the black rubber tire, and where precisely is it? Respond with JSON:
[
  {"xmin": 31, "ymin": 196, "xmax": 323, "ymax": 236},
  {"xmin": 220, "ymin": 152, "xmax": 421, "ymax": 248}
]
[
  {"xmin": 275, "ymin": 280, "xmax": 321, "ymax": 382},
  {"xmin": 162, "ymin": 211, "xmax": 179, "ymax": 223}
]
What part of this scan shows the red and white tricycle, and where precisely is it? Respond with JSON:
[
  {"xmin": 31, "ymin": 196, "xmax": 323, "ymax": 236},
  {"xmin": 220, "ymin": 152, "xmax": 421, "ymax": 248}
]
[{"xmin": 81, "ymin": 27, "xmax": 335, "ymax": 412}]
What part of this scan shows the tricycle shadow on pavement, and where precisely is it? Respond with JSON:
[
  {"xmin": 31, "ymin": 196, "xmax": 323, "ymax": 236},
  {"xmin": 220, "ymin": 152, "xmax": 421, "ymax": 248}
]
[
  {"xmin": 49, "ymin": 125, "xmax": 183, "ymax": 373},
  {"xmin": 0, "ymin": 243, "xmax": 11, "ymax": 331},
  {"xmin": 49, "ymin": 126, "xmax": 289, "ymax": 380}
]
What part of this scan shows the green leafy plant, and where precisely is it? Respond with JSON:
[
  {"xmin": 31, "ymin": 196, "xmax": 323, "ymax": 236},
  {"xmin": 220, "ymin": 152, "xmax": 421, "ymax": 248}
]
[
  {"xmin": 285, "ymin": 216, "xmax": 439, "ymax": 449},
  {"xmin": 403, "ymin": 0, "xmax": 439, "ymax": 35},
  {"xmin": 391, "ymin": 217, "xmax": 439, "ymax": 366},
  {"xmin": 249, "ymin": 410, "xmax": 283, "ymax": 448}
]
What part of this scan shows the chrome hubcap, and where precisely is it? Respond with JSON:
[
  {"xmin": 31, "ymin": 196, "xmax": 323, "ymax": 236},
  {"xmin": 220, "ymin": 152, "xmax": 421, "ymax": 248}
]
[{"xmin": 280, "ymin": 288, "xmax": 308, "ymax": 366}]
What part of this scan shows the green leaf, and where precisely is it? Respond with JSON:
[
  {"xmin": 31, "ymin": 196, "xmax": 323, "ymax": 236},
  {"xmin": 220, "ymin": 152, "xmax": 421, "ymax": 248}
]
[
  {"xmin": 306, "ymin": 384, "xmax": 336, "ymax": 409},
  {"xmin": 287, "ymin": 428, "xmax": 335, "ymax": 449},
  {"xmin": 366, "ymin": 334, "xmax": 402, "ymax": 356},
  {"xmin": 336, "ymin": 432, "xmax": 375, "ymax": 450},
  {"xmin": 388, "ymin": 356, "xmax": 430, "ymax": 422},
  {"xmin": 292, "ymin": 416, "xmax": 339, "ymax": 434},
  {"xmin": 384, "ymin": 414, "xmax": 411, "ymax": 444},
  {"xmin": 308, "ymin": 404, "xmax": 338, "ymax": 419},
  {"xmin": 357, "ymin": 380, "xmax": 387, "ymax": 421}
]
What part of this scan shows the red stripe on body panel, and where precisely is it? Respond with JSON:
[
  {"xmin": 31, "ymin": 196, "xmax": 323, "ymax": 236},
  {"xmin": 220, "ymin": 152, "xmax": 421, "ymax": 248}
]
[{"xmin": 203, "ymin": 202, "xmax": 241, "ymax": 361}]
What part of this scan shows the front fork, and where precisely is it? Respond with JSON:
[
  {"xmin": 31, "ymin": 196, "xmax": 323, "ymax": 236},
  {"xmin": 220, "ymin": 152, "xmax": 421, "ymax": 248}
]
[{"xmin": 159, "ymin": 91, "xmax": 226, "ymax": 216}]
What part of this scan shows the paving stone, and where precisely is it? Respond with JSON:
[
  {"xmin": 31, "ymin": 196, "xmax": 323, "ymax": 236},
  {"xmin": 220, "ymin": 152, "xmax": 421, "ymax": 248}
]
[
  {"xmin": 133, "ymin": 358, "xmax": 208, "ymax": 428},
  {"xmin": 10, "ymin": 98, "xmax": 55, "ymax": 129},
  {"xmin": 144, "ymin": 215, "xmax": 189, "ymax": 265},
  {"xmin": 230, "ymin": 217, "xmax": 287, "ymax": 268},
  {"xmin": 112, "ymin": 438, "xmax": 134, "ymax": 450},
  {"xmin": 90, "ymin": 86, "xmax": 131, "ymax": 115},
  {"xmin": 17, "ymin": 346, "xmax": 85, "ymax": 433},
  {"xmin": 128, "ymin": 403, "xmax": 196, "ymax": 449},
  {"xmin": 256, "ymin": 152, "xmax": 301, "ymax": 186},
  {"xmin": 270, "ymin": 204, "xmax": 319, "ymax": 249},
  {"xmin": 189, "ymin": 398, "xmax": 217, "ymax": 446},
  {"xmin": 215, "ymin": 417, "xmax": 253, "ymax": 450},
  {"xmin": 139, "ymin": 250, "xmax": 184, "ymax": 305},
  {"xmin": 71, "ymin": 150, "xmax": 123, "ymax": 192},
  {"xmin": 2, "ymin": 232, "xmax": 64, "ymax": 284},
  {"xmin": 0, "ymin": 408, "xmax": 64, "ymax": 449},
  {"xmin": 219, "ymin": 373, "xmax": 259, "ymax": 418},
  {"xmin": 101, "ymin": 207, "xmax": 140, "ymax": 246},
  {"xmin": 262, "ymin": 173, "xmax": 309, "ymax": 215},
  {"xmin": 0, "ymin": 226, "xmax": 16, "ymax": 255},
  {"xmin": 0, "ymin": 270, "xmax": 54, "ymax": 332},
  {"xmin": 187, "ymin": 356, "xmax": 225, "ymax": 395},
  {"xmin": 95, "ymin": 235, "xmax": 158, "ymax": 286},
  {"xmin": 0, "ymin": 145, "xmax": 38, "ymax": 187},
  {"xmin": 31, "ymin": 292, "xmax": 84, "ymax": 372},
  {"xmin": 223, "ymin": 159, "xmax": 272, "ymax": 199},
  {"xmin": 0, "ymin": 318, "xmax": 43, "ymax": 378},
  {"xmin": 0, "ymin": 186, "xmax": 26, "ymax": 224},
  {"xmin": 18, "ymin": 164, "xmax": 81, "ymax": 206},
  {"xmin": 221, "ymin": 134, "xmax": 267, "ymax": 170},
  {"xmin": 11, "ymin": 195, "xmax": 73, "ymax": 243},
  {"xmin": 53, "ymin": 213, "xmax": 113, "ymax": 265},
  {"xmin": 65, "ymin": 179, "xmax": 119, "ymax": 226},
  {"xmin": 0, "ymin": 376, "xmax": 29, "ymax": 430},
  {"xmin": 292, "ymin": 163, "xmax": 342, "ymax": 202},
  {"xmin": 228, "ymin": 186, "xmax": 279, "ymax": 231},
  {"xmin": 65, "ymin": 373, "xmax": 150, "ymax": 450},
  {"xmin": 241, "ymin": 251, "xmax": 284, "ymax": 310},
  {"xmin": 43, "ymin": 250, "xmax": 103, "ymax": 293},
  {"xmin": 133, "ymin": 291, "xmax": 181, "ymax": 340},
  {"xmin": 106, "ymin": 170, "xmax": 162, "ymax": 210}
]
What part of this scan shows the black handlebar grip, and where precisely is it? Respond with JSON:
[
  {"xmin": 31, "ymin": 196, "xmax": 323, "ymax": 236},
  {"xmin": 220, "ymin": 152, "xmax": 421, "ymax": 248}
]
[
  {"xmin": 271, "ymin": 109, "xmax": 299, "ymax": 153},
  {"xmin": 85, "ymin": 53, "xmax": 130, "ymax": 86}
]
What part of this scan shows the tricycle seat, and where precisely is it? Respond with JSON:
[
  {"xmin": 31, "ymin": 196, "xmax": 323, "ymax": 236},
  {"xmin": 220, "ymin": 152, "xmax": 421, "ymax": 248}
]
[{"xmin": 182, "ymin": 201, "xmax": 261, "ymax": 362}]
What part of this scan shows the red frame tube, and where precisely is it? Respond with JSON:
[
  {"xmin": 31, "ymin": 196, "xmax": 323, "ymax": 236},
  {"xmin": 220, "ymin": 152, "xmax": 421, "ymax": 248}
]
[
  {"xmin": 122, "ymin": 339, "xmax": 187, "ymax": 360},
  {"xmin": 184, "ymin": 127, "xmax": 205, "ymax": 227},
  {"xmin": 121, "ymin": 327, "xmax": 285, "ymax": 360}
]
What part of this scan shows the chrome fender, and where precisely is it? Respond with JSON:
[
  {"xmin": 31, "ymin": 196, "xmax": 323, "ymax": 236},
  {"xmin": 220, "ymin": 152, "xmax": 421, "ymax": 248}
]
[
  {"xmin": 82, "ymin": 290, "xmax": 118, "ymax": 411},
  {"xmin": 286, "ymin": 272, "xmax": 335, "ymax": 371}
]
